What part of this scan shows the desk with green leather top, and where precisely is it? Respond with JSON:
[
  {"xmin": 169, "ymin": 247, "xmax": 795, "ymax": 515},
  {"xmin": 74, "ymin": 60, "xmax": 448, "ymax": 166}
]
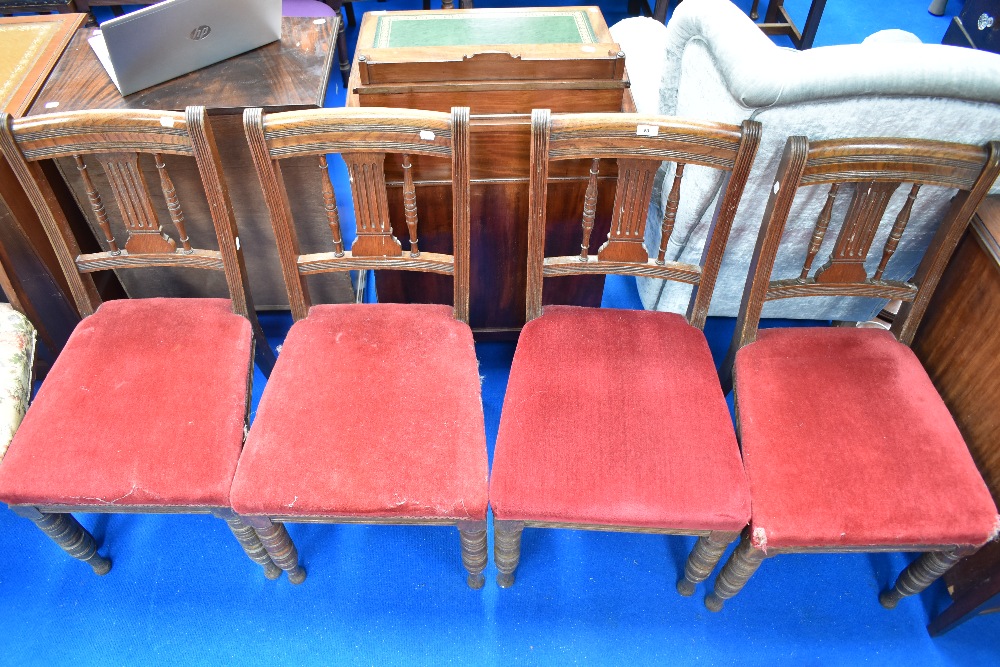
[{"xmin": 348, "ymin": 7, "xmax": 635, "ymax": 338}]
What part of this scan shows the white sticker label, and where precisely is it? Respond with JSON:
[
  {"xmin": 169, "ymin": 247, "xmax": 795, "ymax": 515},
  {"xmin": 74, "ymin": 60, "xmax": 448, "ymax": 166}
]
[
  {"xmin": 313, "ymin": 18, "xmax": 327, "ymax": 25},
  {"xmin": 773, "ymin": 181, "xmax": 780, "ymax": 194},
  {"xmin": 160, "ymin": 116, "xmax": 175, "ymax": 128},
  {"xmin": 44, "ymin": 102, "xmax": 59, "ymax": 109},
  {"xmin": 636, "ymin": 124, "xmax": 659, "ymax": 137},
  {"xmin": 235, "ymin": 236, "xmax": 241, "ymax": 250},
  {"xmin": 581, "ymin": 45, "xmax": 596, "ymax": 53},
  {"xmin": 419, "ymin": 130, "xmax": 436, "ymax": 141}
]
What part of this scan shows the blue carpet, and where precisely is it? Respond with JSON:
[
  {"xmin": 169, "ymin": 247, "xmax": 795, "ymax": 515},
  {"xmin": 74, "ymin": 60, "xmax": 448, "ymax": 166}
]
[{"xmin": 3, "ymin": 1, "xmax": 998, "ymax": 664}]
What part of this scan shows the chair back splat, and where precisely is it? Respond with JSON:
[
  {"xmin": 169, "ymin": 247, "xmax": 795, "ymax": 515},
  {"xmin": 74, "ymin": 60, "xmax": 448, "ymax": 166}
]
[
  {"xmin": 244, "ymin": 105, "xmax": 471, "ymax": 322},
  {"xmin": 526, "ymin": 109, "xmax": 761, "ymax": 328},
  {"xmin": 0, "ymin": 107, "xmax": 275, "ymax": 375},
  {"xmin": 730, "ymin": 136, "xmax": 1000, "ymax": 353}
]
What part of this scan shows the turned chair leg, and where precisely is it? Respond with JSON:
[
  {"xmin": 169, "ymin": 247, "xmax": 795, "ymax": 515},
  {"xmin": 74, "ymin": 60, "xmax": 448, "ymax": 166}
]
[
  {"xmin": 879, "ymin": 549, "xmax": 964, "ymax": 609},
  {"xmin": 677, "ymin": 533, "xmax": 735, "ymax": 596},
  {"xmin": 11, "ymin": 506, "xmax": 111, "ymax": 575},
  {"xmin": 458, "ymin": 523, "xmax": 487, "ymax": 590},
  {"xmin": 216, "ymin": 511, "xmax": 281, "ymax": 580},
  {"xmin": 705, "ymin": 532, "xmax": 766, "ymax": 612},
  {"xmin": 246, "ymin": 517, "xmax": 306, "ymax": 584},
  {"xmin": 494, "ymin": 520, "xmax": 524, "ymax": 588}
]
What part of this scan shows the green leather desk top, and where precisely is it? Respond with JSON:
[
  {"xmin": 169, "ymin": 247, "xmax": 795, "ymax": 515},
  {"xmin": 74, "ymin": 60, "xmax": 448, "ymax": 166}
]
[{"xmin": 371, "ymin": 10, "xmax": 599, "ymax": 48}]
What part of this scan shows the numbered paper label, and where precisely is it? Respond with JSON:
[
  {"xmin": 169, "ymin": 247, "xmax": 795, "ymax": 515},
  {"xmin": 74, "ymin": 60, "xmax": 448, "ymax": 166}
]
[{"xmin": 636, "ymin": 124, "xmax": 659, "ymax": 137}]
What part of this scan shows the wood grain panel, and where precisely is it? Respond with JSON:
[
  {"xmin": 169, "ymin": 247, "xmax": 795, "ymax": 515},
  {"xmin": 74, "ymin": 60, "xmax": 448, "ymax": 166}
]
[{"xmin": 914, "ymin": 198, "xmax": 1000, "ymax": 633}]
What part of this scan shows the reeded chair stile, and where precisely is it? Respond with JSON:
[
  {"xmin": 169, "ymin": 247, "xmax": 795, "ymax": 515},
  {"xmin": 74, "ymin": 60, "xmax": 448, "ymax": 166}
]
[
  {"xmin": 488, "ymin": 110, "xmax": 761, "ymax": 593},
  {"xmin": 0, "ymin": 107, "xmax": 282, "ymax": 579},
  {"xmin": 708, "ymin": 135, "xmax": 1000, "ymax": 612},
  {"xmin": 233, "ymin": 106, "xmax": 489, "ymax": 587}
]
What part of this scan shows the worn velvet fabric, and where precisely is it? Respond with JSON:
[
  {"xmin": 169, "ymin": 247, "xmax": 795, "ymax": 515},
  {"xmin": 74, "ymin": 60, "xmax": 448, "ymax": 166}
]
[
  {"xmin": 230, "ymin": 304, "xmax": 489, "ymax": 521},
  {"xmin": 735, "ymin": 327, "xmax": 999, "ymax": 550},
  {"xmin": 489, "ymin": 306, "xmax": 750, "ymax": 531},
  {"xmin": 0, "ymin": 299, "xmax": 252, "ymax": 508}
]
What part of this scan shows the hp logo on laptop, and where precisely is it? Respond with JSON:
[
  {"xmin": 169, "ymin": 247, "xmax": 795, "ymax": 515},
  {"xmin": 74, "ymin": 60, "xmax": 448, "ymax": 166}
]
[{"xmin": 190, "ymin": 25, "xmax": 211, "ymax": 40}]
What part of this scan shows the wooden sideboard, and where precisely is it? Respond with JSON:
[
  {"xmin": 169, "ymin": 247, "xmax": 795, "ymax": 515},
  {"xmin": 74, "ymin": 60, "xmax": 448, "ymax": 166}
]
[
  {"xmin": 347, "ymin": 7, "xmax": 636, "ymax": 338},
  {"xmin": 912, "ymin": 196, "xmax": 1000, "ymax": 635},
  {"xmin": 26, "ymin": 16, "xmax": 352, "ymax": 309}
]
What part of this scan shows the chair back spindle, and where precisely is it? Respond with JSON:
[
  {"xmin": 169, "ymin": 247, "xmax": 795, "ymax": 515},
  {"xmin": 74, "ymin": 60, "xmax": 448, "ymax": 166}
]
[
  {"xmin": 872, "ymin": 183, "xmax": 920, "ymax": 282},
  {"xmin": 155, "ymin": 153, "xmax": 193, "ymax": 253},
  {"xmin": 578, "ymin": 158, "xmax": 600, "ymax": 262},
  {"xmin": 318, "ymin": 155, "xmax": 346, "ymax": 257},
  {"xmin": 74, "ymin": 154, "xmax": 120, "ymax": 255},
  {"xmin": 799, "ymin": 182, "xmax": 839, "ymax": 280},
  {"xmin": 655, "ymin": 162, "xmax": 685, "ymax": 265},
  {"xmin": 402, "ymin": 154, "xmax": 420, "ymax": 257}
]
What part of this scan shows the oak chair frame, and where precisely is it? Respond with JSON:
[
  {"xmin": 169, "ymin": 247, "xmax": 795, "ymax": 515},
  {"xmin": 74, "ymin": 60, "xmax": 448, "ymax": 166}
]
[
  {"xmin": 494, "ymin": 109, "xmax": 761, "ymax": 592},
  {"xmin": 242, "ymin": 105, "xmax": 484, "ymax": 586},
  {"xmin": 708, "ymin": 135, "xmax": 1000, "ymax": 612},
  {"xmin": 0, "ymin": 107, "xmax": 281, "ymax": 579}
]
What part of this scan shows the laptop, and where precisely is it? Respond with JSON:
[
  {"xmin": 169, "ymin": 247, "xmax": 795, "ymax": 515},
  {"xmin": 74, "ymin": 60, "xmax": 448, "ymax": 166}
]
[{"xmin": 88, "ymin": 0, "xmax": 282, "ymax": 96}]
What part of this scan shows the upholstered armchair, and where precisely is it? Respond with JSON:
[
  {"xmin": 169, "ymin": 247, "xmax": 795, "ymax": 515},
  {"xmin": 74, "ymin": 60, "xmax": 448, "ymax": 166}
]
[
  {"xmin": 0, "ymin": 304, "xmax": 33, "ymax": 464},
  {"xmin": 611, "ymin": 0, "xmax": 1000, "ymax": 320}
]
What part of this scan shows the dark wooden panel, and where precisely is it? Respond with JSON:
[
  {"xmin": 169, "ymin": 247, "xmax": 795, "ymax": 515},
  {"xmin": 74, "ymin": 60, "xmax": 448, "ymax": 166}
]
[{"xmin": 914, "ymin": 197, "xmax": 1000, "ymax": 634}]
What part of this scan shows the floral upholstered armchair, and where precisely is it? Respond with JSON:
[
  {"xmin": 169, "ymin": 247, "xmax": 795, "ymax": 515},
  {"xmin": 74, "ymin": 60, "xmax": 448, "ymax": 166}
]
[
  {"xmin": 0, "ymin": 304, "xmax": 34, "ymax": 462},
  {"xmin": 611, "ymin": 0, "xmax": 1000, "ymax": 320}
]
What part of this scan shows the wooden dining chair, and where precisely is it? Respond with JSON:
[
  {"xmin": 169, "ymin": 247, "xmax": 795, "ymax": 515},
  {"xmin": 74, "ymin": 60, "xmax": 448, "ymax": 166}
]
[
  {"xmin": 706, "ymin": 135, "xmax": 1000, "ymax": 612},
  {"xmin": 0, "ymin": 107, "xmax": 282, "ymax": 579},
  {"xmin": 234, "ymin": 105, "xmax": 488, "ymax": 587},
  {"xmin": 488, "ymin": 110, "xmax": 761, "ymax": 592}
]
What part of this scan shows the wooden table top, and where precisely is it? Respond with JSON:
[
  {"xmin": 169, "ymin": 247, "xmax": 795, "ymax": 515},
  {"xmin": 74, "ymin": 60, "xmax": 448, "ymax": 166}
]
[
  {"xmin": 0, "ymin": 14, "xmax": 84, "ymax": 117},
  {"xmin": 28, "ymin": 16, "xmax": 336, "ymax": 117}
]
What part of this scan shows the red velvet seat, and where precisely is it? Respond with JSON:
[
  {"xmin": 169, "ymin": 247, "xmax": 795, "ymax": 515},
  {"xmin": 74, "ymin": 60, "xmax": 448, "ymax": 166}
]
[
  {"xmin": 490, "ymin": 306, "xmax": 749, "ymax": 532},
  {"xmin": 231, "ymin": 303, "xmax": 488, "ymax": 521},
  {"xmin": 735, "ymin": 327, "xmax": 998, "ymax": 550},
  {"xmin": 0, "ymin": 299, "xmax": 252, "ymax": 509}
]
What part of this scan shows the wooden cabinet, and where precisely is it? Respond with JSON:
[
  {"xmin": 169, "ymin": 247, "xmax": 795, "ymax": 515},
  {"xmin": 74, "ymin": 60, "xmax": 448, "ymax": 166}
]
[
  {"xmin": 347, "ymin": 7, "xmax": 635, "ymax": 338},
  {"xmin": 912, "ymin": 197, "xmax": 1000, "ymax": 635}
]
